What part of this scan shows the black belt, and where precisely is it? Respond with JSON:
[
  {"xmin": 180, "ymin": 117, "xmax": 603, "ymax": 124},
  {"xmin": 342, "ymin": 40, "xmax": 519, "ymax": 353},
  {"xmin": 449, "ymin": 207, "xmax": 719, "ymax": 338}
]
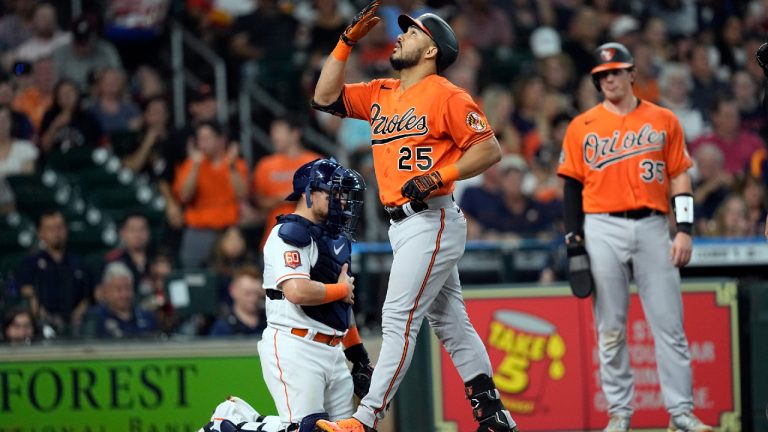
[
  {"xmin": 608, "ymin": 208, "xmax": 663, "ymax": 220},
  {"xmin": 385, "ymin": 201, "xmax": 428, "ymax": 222},
  {"xmin": 266, "ymin": 289, "xmax": 284, "ymax": 300}
]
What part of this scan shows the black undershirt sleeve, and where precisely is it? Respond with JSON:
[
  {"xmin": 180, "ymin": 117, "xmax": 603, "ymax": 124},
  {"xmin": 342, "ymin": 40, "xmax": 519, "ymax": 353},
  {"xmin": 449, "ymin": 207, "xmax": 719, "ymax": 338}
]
[{"xmin": 563, "ymin": 175, "xmax": 585, "ymax": 236}]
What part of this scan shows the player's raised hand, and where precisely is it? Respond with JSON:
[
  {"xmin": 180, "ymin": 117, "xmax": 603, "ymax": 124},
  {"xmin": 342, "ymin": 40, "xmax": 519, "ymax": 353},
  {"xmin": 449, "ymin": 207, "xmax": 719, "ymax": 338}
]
[
  {"xmin": 338, "ymin": 263, "xmax": 355, "ymax": 304},
  {"xmin": 401, "ymin": 172, "xmax": 443, "ymax": 202},
  {"xmin": 670, "ymin": 232, "xmax": 692, "ymax": 268},
  {"xmin": 341, "ymin": 0, "xmax": 381, "ymax": 46}
]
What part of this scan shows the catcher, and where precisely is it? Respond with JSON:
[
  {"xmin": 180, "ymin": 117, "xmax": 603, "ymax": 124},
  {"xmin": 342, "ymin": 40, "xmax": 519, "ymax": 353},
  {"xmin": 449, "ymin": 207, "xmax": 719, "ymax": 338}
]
[{"xmin": 200, "ymin": 159, "xmax": 373, "ymax": 432}]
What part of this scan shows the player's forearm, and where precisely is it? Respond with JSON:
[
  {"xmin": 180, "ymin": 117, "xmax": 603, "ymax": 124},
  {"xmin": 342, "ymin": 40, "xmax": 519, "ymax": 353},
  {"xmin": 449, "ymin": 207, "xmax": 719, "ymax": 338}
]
[
  {"xmin": 669, "ymin": 172, "xmax": 693, "ymax": 197},
  {"xmin": 313, "ymin": 56, "xmax": 346, "ymax": 106},
  {"xmin": 280, "ymin": 279, "xmax": 349, "ymax": 306},
  {"xmin": 454, "ymin": 137, "xmax": 502, "ymax": 180}
]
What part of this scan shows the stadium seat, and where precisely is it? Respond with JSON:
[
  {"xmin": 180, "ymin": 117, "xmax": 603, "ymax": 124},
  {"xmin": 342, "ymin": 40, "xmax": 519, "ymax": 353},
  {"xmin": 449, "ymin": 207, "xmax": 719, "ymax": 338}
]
[
  {"xmin": 164, "ymin": 269, "xmax": 219, "ymax": 318},
  {"xmin": 67, "ymin": 220, "xmax": 119, "ymax": 256},
  {"xmin": 46, "ymin": 147, "xmax": 107, "ymax": 173}
]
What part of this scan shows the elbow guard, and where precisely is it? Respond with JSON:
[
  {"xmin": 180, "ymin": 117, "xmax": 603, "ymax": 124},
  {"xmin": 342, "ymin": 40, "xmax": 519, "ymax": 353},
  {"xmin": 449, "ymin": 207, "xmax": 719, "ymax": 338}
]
[
  {"xmin": 672, "ymin": 193, "xmax": 694, "ymax": 236},
  {"xmin": 310, "ymin": 92, "xmax": 348, "ymax": 117}
]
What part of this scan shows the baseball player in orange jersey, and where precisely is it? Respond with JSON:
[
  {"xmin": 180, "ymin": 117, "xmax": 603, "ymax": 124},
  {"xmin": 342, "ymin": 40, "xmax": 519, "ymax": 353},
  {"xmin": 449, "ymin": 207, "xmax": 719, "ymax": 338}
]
[
  {"xmin": 310, "ymin": 2, "xmax": 518, "ymax": 432},
  {"xmin": 558, "ymin": 42, "xmax": 712, "ymax": 432}
]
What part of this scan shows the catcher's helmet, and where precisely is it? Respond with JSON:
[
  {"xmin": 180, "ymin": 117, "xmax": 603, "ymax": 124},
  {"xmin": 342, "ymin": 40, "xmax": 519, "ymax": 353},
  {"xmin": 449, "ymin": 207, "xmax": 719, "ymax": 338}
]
[
  {"xmin": 398, "ymin": 13, "xmax": 458, "ymax": 73},
  {"xmin": 286, "ymin": 158, "xmax": 366, "ymax": 239},
  {"xmin": 590, "ymin": 42, "xmax": 634, "ymax": 90}
]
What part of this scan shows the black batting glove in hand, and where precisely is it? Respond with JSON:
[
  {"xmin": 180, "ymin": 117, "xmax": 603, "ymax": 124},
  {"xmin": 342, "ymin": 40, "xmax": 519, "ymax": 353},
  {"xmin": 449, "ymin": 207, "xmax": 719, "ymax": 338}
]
[
  {"xmin": 757, "ymin": 43, "xmax": 768, "ymax": 77},
  {"xmin": 344, "ymin": 343, "xmax": 374, "ymax": 399},
  {"xmin": 401, "ymin": 172, "xmax": 443, "ymax": 202},
  {"xmin": 341, "ymin": 0, "xmax": 381, "ymax": 46}
]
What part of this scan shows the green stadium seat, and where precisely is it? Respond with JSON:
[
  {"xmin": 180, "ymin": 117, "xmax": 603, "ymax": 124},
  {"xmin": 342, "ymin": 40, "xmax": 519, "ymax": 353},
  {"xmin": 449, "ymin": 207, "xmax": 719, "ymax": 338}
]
[
  {"xmin": 67, "ymin": 221, "xmax": 119, "ymax": 255},
  {"xmin": 164, "ymin": 269, "xmax": 219, "ymax": 318},
  {"xmin": 46, "ymin": 146, "xmax": 106, "ymax": 172}
]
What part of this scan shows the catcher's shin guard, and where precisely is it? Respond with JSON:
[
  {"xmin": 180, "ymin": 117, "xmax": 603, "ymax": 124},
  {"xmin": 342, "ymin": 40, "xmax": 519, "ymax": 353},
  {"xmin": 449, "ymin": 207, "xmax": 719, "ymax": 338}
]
[{"xmin": 465, "ymin": 374, "xmax": 519, "ymax": 432}]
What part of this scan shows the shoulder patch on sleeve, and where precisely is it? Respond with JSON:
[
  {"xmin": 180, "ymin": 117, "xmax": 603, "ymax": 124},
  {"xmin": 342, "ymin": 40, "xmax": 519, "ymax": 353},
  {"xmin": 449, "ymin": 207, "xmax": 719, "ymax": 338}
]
[
  {"xmin": 284, "ymin": 250, "xmax": 302, "ymax": 269},
  {"xmin": 466, "ymin": 112, "xmax": 487, "ymax": 132},
  {"xmin": 278, "ymin": 222, "xmax": 312, "ymax": 247}
]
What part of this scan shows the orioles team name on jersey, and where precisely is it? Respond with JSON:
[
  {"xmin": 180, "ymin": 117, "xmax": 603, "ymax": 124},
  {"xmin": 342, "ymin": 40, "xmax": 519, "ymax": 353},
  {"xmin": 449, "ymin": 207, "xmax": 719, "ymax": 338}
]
[
  {"xmin": 583, "ymin": 123, "xmax": 667, "ymax": 170},
  {"xmin": 370, "ymin": 103, "xmax": 429, "ymax": 144}
]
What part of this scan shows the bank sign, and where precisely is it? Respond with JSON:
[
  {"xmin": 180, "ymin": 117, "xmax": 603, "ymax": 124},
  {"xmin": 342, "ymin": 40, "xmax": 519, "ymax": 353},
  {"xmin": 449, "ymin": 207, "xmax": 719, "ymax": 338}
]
[
  {"xmin": 432, "ymin": 281, "xmax": 741, "ymax": 431},
  {"xmin": 0, "ymin": 349, "xmax": 275, "ymax": 431}
]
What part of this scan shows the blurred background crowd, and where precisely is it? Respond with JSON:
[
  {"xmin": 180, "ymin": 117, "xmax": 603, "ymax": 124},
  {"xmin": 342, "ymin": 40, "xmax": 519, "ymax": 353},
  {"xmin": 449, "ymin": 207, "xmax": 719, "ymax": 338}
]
[{"xmin": 1, "ymin": 0, "xmax": 767, "ymax": 345}]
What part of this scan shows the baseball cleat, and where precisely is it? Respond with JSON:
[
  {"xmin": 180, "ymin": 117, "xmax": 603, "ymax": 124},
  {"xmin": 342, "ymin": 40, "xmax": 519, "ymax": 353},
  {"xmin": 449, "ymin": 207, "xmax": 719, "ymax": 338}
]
[
  {"xmin": 667, "ymin": 412, "xmax": 713, "ymax": 432},
  {"xmin": 314, "ymin": 418, "xmax": 375, "ymax": 432},
  {"xmin": 603, "ymin": 415, "xmax": 631, "ymax": 432}
]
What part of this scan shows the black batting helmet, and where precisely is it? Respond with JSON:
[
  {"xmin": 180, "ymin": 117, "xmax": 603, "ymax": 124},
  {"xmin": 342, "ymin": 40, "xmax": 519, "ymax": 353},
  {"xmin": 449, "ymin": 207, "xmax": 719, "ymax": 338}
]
[
  {"xmin": 591, "ymin": 42, "xmax": 634, "ymax": 90},
  {"xmin": 398, "ymin": 13, "xmax": 458, "ymax": 73}
]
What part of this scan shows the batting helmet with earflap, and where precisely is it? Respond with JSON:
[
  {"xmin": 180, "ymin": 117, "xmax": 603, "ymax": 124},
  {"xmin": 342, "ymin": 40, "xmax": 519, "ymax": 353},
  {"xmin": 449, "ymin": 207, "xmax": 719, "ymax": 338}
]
[
  {"xmin": 398, "ymin": 13, "xmax": 458, "ymax": 73},
  {"xmin": 591, "ymin": 42, "xmax": 634, "ymax": 91}
]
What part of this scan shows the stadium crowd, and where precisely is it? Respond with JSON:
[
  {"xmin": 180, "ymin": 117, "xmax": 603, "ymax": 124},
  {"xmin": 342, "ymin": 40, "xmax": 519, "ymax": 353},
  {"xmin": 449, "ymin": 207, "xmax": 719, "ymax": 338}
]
[{"xmin": 1, "ymin": 0, "xmax": 767, "ymax": 343}]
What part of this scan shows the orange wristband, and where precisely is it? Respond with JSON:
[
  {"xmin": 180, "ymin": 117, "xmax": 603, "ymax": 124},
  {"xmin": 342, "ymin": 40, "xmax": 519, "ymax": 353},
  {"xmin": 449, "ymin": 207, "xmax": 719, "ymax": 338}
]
[
  {"xmin": 438, "ymin": 164, "xmax": 460, "ymax": 183},
  {"xmin": 331, "ymin": 39, "xmax": 352, "ymax": 62},
  {"xmin": 343, "ymin": 326, "xmax": 362, "ymax": 348},
  {"xmin": 323, "ymin": 282, "xmax": 349, "ymax": 303}
]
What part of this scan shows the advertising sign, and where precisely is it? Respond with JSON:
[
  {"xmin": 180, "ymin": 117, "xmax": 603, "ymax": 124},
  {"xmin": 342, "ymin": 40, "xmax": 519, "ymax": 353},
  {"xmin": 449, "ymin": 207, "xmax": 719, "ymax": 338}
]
[
  {"xmin": 0, "ymin": 343, "xmax": 275, "ymax": 432},
  {"xmin": 432, "ymin": 282, "xmax": 740, "ymax": 431}
]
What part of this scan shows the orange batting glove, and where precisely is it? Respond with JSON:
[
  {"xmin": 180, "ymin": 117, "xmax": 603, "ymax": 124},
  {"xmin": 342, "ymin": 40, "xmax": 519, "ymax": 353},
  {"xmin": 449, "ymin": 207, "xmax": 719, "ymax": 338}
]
[{"xmin": 340, "ymin": 0, "xmax": 381, "ymax": 46}]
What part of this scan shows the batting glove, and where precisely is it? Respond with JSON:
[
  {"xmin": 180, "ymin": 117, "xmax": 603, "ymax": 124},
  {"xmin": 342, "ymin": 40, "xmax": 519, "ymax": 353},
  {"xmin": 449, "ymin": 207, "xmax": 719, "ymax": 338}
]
[
  {"xmin": 401, "ymin": 172, "xmax": 443, "ymax": 202},
  {"xmin": 341, "ymin": 0, "xmax": 381, "ymax": 46},
  {"xmin": 344, "ymin": 343, "xmax": 374, "ymax": 399},
  {"xmin": 757, "ymin": 43, "xmax": 768, "ymax": 77}
]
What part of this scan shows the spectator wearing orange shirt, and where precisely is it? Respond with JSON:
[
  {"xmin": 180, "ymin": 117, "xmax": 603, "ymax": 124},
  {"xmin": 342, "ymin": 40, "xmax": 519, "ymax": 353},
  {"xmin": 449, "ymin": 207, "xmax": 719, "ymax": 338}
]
[
  {"xmin": 174, "ymin": 121, "xmax": 248, "ymax": 268},
  {"xmin": 12, "ymin": 57, "xmax": 55, "ymax": 130},
  {"xmin": 251, "ymin": 116, "xmax": 320, "ymax": 248}
]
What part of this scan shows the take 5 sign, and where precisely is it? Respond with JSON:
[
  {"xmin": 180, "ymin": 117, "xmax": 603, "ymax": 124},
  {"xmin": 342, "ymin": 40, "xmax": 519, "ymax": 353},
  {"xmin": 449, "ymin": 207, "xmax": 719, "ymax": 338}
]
[{"xmin": 431, "ymin": 281, "xmax": 741, "ymax": 431}]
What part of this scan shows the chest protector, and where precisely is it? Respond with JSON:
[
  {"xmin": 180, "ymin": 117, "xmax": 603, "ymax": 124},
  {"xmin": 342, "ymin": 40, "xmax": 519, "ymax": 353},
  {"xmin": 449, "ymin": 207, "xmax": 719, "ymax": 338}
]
[{"xmin": 277, "ymin": 214, "xmax": 351, "ymax": 331}]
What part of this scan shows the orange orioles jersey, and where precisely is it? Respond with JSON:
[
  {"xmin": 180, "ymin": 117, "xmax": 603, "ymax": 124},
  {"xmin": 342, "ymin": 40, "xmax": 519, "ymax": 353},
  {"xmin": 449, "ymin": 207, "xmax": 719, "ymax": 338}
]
[
  {"xmin": 341, "ymin": 74, "xmax": 494, "ymax": 206},
  {"xmin": 557, "ymin": 100, "xmax": 692, "ymax": 214}
]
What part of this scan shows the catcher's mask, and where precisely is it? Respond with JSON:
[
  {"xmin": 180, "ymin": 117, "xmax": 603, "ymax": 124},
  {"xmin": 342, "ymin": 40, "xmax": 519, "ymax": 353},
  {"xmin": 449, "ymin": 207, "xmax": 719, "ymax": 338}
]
[{"xmin": 286, "ymin": 158, "xmax": 366, "ymax": 239}]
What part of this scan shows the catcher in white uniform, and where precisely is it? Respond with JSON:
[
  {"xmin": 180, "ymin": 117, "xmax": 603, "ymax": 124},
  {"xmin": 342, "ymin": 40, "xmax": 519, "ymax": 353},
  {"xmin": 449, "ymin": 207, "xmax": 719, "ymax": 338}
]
[{"xmin": 200, "ymin": 159, "xmax": 371, "ymax": 432}]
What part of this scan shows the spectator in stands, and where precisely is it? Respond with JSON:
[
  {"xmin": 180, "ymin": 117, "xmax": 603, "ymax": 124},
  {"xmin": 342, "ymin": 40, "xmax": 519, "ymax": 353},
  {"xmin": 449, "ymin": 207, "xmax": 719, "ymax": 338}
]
[
  {"xmin": 229, "ymin": 0, "xmax": 302, "ymax": 100},
  {"xmin": 690, "ymin": 96, "xmax": 765, "ymax": 176},
  {"xmin": 173, "ymin": 121, "xmax": 248, "ymax": 268},
  {"xmin": 460, "ymin": 161, "xmax": 503, "ymax": 240},
  {"xmin": 691, "ymin": 143, "xmax": 733, "ymax": 235},
  {"xmin": 738, "ymin": 175, "xmax": 767, "ymax": 237},
  {"xmin": 561, "ymin": 5, "xmax": 603, "ymax": 77},
  {"xmin": 355, "ymin": 15, "xmax": 395, "ymax": 78},
  {"xmin": 306, "ymin": 0, "xmax": 348, "ymax": 58},
  {"xmin": 211, "ymin": 226, "xmax": 257, "ymax": 291},
  {"xmin": 658, "ymin": 62, "xmax": 705, "ymax": 142},
  {"xmin": 715, "ymin": 15, "xmax": 745, "ymax": 73},
  {"xmin": 574, "ymin": 74, "xmax": 599, "ymax": 113},
  {"xmin": 609, "ymin": 15, "xmax": 641, "ymax": 52},
  {"xmin": 115, "ymin": 96, "xmax": 169, "ymax": 177},
  {"xmin": 642, "ymin": 16, "xmax": 671, "ymax": 65},
  {"xmin": 87, "ymin": 67, "xmax": 142, "ymax": 134},
  {"xmin": 687, "ymin": 43, "xmax": 729, "ymax": 118},
  {"xmin": 16, "ymin": 209, "xmax": 94, "ymax": 336},
  {"xmin": 512, "ymin": 75, "xmax": 545, "ymax": 139},
  {"xmin": 0, "ymin": 76, "xmax": 34, "ymax": 140},
  {"xmin": 731, "ymin": 70, "xmax": 765, "ymax": 135},
  {"xmin": 251, "ymin": 116, "xmax": 320, "ymax": 248},
  {"xmin": 9, "ymin": 2, "xmax": 70, "ymax": 65},
  {"xmin": 0, "ymin": 105, "xmax": 38, "ymax": 214},
  {"xmin": 208, "ymin": 265, "xmax": 266, "ymax": 337},
  {"xmin": 129, "ymin": 65, "xmax": 165, "ymax": 105},
  {"xmin": 39, "ymin": 79, "xmax": 102, "ymax": 157},
  {"xmin": 461, "ymin": 0, "xmax": 513, "ymax": 51},
  {"xmin": 52, "ymin": 15, "xmax": 122, "ymax": 90},
  {"xmin": 0, "ymin": 0, "xmax": 35, "ymax": 52},
  {"xmin": 479, "ymin": 85, "xmax": 519, "ymax": 154},
  {"xmin": 161, "ymin": 85, "xmax": 218, "ymax": 253},
  {"xmin": 102, "ymin": 213, "xmax": 152, "ymax": 297},
  {"xmin": 2, "ymin": 307, "xmax": 37, "ymax": 345},
  {"xmin": 631, "ymin": 42, "xmax": 660, "ymax": 103},
  {"xmin": 708, "ymin": 195, "xmax": 751, "ymax": 238},
  {"xmin": 495, "ymin": 155, "xmax": 555, "ymax": 239},
  {"xmin": 145, "ymin": 249, "xmax": 174, "ymax": 333},
  {"xmin": 12, "ymin": 57, "xmax": 55, "ymax": 130},
  {"xmin": 81, "ymin": 261, "xmax": 158, "ymax": 339}
]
